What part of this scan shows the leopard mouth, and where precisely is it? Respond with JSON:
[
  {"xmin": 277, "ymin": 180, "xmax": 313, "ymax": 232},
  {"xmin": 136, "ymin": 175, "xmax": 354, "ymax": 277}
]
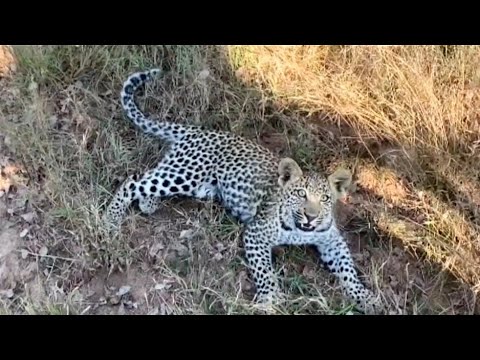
[
  {"xmin": 294, "ymin": 221, "xmax": 316, "ymax": 232},
  {"xmin": 294, "ymin": 218, "xmax": 332, "ymax": 233}
]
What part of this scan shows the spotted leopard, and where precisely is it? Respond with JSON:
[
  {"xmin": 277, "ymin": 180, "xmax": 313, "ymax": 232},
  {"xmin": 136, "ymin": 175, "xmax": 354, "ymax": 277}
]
[{"xmin": 103, "ymin": 68, "xmax": 384, "ymax": 314}]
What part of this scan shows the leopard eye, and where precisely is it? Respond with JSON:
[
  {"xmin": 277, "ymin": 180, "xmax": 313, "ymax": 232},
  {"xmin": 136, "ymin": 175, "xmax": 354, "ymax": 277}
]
[
  {"xmin": 320, "ymin": 194, "xmax": 330, "ymax": 202},
  {"xmin": 296, "ymin": 189, "xmax": 307, "ymax": 198}
]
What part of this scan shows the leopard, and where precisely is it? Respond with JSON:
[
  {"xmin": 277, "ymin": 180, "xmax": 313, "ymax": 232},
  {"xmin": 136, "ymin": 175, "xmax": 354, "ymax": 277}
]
[{"xmin": 103, "ymin": 68, "xmax": 384, "ymax": 314}]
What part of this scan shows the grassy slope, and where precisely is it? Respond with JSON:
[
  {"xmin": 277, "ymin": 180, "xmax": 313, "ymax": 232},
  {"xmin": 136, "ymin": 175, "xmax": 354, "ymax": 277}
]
[{"xmin": 0, "ymin": 45, "xmax": 478, "ymax": 314}]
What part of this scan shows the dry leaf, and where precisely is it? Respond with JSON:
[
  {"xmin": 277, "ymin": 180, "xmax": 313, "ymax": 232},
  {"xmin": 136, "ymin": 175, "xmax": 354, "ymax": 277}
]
[
  {"xmin": 154, "ymin": 282, "xmax": 172, "ymax": 291},
  {"xmin": 21, "ymin": 249, "xmax": 28, "ymax": 259},
  {"xmin": 20, "ymin": 212, "xmax": 35, "ymax": 223},
  {"xmin": 19, "ymin": 229, "xmax": 29, "ymax": 238},
  {"xmin": 179, "ymin": 229, "xmax": 195, "ymax": 239},
  {"xmin": 154, "ymin": 283, "xmax": 166, "ymax": 291}
]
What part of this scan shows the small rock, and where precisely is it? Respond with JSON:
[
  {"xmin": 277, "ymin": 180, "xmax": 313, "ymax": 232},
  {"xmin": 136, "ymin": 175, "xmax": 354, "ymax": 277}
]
[
  {"xmin": 20, "ymin": 249, "xmax": 28, "ymax": 259},
  {"xmin": 123, "ymin": 301, "xmax": 137, "ymax": 310},
  {"xmin": 19, "ymin": 229, "xmax": 29, "ymax": 238},
  {"xmin": 109, "ymin": 296, "xmax": 120, "ymax": 305},
  {"xmin": 3, "ymin": 135, "xmax": 12, "ymax": 147},
  {"xmin": 39, "ymin": 246, "xmax": 48, "ymax": 257},
  {"xmin": 198, "ymin": 69, "xmax": 210, "ymax": 80},
  {"xmin": 116, "ymin": 286, "xmax": 131, "ymax": 297}
]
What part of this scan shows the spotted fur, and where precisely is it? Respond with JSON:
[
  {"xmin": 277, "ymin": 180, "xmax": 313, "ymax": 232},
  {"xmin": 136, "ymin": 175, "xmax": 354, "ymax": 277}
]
[{"xmin": 104, "ymin": 69, "xmax": 384, "ymax": 314}]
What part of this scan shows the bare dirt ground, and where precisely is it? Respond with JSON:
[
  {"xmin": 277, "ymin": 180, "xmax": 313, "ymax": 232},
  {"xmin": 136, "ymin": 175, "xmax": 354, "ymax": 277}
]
[{"xmin": 0, "ymin": 45, "xmax": 479, "ymax": 315}]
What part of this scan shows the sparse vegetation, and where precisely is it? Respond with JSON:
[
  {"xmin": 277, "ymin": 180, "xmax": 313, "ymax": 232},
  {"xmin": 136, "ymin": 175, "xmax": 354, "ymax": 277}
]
[{"xmin": 0, "ymin": 45, "xmax": 479, "ymax": 315}]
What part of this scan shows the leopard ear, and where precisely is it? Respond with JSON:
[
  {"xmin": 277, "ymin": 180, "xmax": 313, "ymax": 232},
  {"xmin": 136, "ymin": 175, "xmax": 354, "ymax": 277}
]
[
  {"xmin": 278, "ymin": 158, "xmax": 303, "ymax": 188},
  {"xmin": 328, "ymin": 167, "xmax": 352, "ymax": 201}
]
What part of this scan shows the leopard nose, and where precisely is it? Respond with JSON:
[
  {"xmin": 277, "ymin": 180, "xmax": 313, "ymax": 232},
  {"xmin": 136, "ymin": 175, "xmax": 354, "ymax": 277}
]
[{"xmin": 305, "ymin": 213, "xmax": 316, "ymax": 223}]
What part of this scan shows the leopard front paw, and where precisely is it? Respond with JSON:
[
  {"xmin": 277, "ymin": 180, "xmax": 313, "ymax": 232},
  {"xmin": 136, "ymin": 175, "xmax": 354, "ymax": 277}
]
[
  {"xmin": 255, "ymin": 291, "xmax": 277, "ymax": 305},
  {"xmin": 253, "ymin": 290, "xmax": 285, "ymax": 313},
  {"xmin": 254, "ymin": 283, "xmax": 286, "ymax": 303},
  {"xmin": 355, "ymin": 290, "xmax": 385, "ymax": 315}
]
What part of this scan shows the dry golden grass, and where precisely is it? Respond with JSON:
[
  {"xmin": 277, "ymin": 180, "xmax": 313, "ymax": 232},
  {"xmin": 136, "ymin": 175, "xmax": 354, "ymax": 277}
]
[
  {"xmin": 229, "ymin": 45, "xmax": 480, "ymax": 292},
  {"xmin": 0, "ymin": 45, "xmax": 479, "ymax": 314}
]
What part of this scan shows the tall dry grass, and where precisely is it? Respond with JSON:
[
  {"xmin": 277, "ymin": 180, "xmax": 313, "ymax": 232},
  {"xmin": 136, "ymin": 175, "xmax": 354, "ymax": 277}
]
[{"xmin": 229, "ymin": 45, "xmax": 480, "ymax": 291}]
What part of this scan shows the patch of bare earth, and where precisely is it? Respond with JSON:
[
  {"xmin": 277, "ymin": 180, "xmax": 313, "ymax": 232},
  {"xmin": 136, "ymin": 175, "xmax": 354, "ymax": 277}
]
[
  {"xmin": 0, "ymin": 138, "xmax": 46, "ymax": 313},
  {"xmin": 0, "ymin": 54, "xmax": 40, "ymax": 312}
]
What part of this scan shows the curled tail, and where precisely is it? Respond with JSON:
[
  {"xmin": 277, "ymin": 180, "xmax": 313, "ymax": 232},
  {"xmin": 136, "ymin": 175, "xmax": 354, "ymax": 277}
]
[{"xmin": 120, "ymin": 68, "xmax": 187, "ymax": 142}]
